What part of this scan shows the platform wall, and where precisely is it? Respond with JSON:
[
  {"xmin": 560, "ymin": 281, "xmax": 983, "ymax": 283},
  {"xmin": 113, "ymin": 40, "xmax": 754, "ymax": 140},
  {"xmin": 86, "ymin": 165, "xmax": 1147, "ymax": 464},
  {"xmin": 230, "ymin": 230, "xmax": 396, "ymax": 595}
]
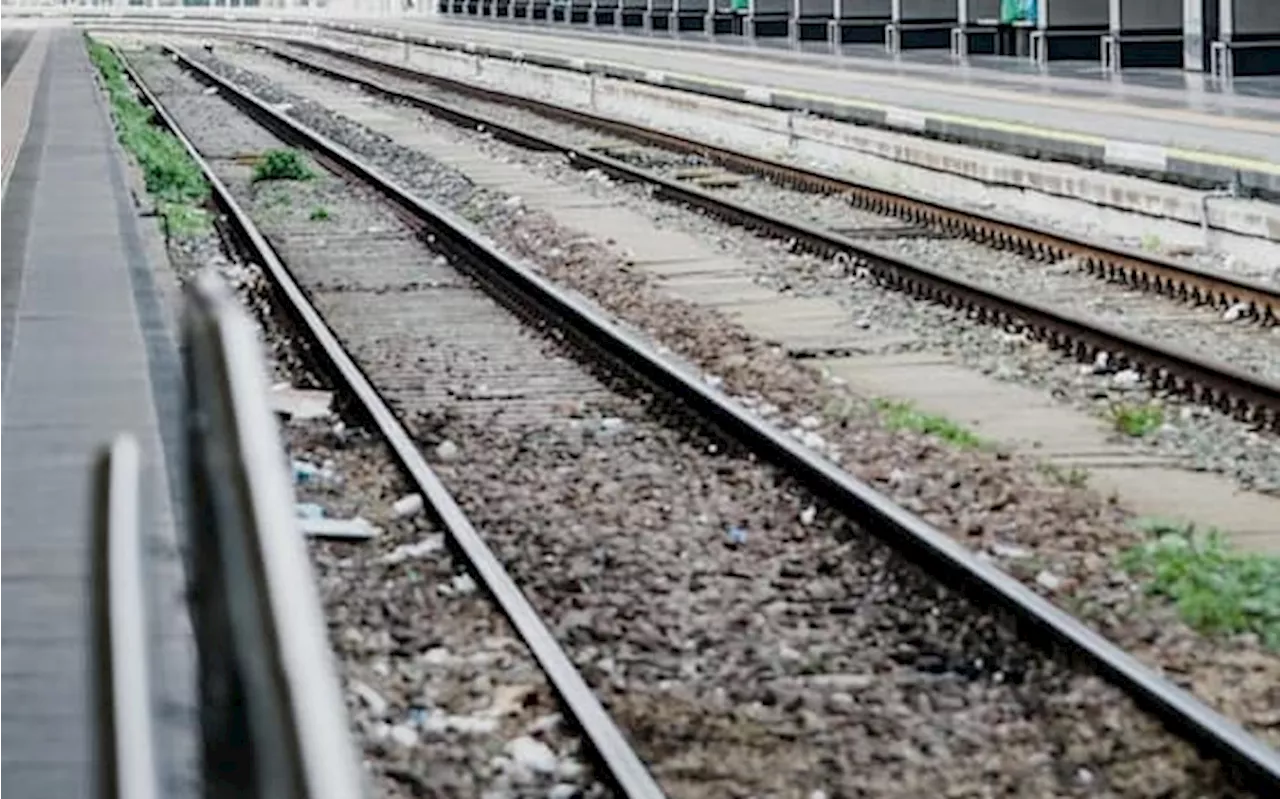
[
  {"xmin": 844, "ymin": 0, "xmax": 892, "ymax": 17},
  {"xmin": 962, "ymin": 0, "xmax": 1001, "ymax": 23},
  {"xmin": 1044, "ymin": 0, "xmax": 1108, "ymax": 26},
  {"xmin": 1232, "ymin": 0, "xmax": 1280, "ymax": 35},
  {"xmin": 1119, "ymin": 0, "xmax": 1182, "ymax": 30},
  {"xmin": 899, "ymin": 0, "xmax": 955, "ymax": 20},
  {"xmin": 798, "ymin": 0, "xmax": 834, "ymax": 18},
  {"xmin": 753, "ymin": 0, "xmax": 791, "ymax": 15}
]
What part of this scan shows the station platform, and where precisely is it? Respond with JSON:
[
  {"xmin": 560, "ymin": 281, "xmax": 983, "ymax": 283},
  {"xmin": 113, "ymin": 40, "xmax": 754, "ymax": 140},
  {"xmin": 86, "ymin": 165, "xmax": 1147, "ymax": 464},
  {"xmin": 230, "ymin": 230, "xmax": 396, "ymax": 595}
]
[
  {"xmin": 2, "ymin": 27, "xmax": 195, "ymax": 798},
  {"xmin": 373, "ymin": 16, "xmax": 1280, "ymax": 192}
]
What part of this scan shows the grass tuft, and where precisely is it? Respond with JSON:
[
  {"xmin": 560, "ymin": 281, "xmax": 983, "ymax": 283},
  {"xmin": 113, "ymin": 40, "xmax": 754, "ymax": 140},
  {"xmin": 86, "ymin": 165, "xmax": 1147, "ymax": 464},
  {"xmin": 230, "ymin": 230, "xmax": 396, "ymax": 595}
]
[
  {"xmin": 1122, "ymin": 518, "xmax": 1279, "ymax": 650},
  {"xmin": 86, "ymin": 37, "xmax": 210, "ymax": 237},
  {"xmin": 252, "ymin": 148, "xmax": 314, "ymax": 183},
  {"xmin": 1109, "ymin": 401, "xmax": 1164, "ymax": 437},
  {"xmin": 873, "ymin": 398, "xmax": 984, "ymax": 448},
  {"xmin": 309, "ymin": 205, "xmax": 331, "ymax": 221}
]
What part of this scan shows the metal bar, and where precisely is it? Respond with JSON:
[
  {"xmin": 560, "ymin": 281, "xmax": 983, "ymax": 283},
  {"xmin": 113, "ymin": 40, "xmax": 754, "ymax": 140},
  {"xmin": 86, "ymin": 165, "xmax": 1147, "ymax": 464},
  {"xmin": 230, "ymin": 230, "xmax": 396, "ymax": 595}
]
[
  {"xmin": 93, "ymin": 435, "xmax": 162, "ymax": 799},
  {"xmin": 156, "ymin": 45, "xmax": 1280, "ymax": 794},
  {"xmin": 182, "ymin": 268, "xmax": 366, "ymax": 799}
]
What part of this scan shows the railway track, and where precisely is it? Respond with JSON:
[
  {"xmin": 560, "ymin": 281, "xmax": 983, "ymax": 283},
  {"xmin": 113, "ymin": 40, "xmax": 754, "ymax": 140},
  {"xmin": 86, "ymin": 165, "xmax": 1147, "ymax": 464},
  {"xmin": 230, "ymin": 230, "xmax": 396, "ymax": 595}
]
[
  {"xmin": 112, "ymin": 40, "xmax": 1280, "ymax": 797},
  {"xmin": 220, "ymin": 36, "xmax": 1280, "ymax": 432}
]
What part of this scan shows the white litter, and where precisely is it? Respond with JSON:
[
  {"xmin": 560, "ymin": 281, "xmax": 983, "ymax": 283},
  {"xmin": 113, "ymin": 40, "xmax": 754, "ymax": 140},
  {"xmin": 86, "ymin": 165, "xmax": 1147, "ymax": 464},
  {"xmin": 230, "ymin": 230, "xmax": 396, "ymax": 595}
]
[
  {"xmin": 393, "ymin": 493, "xmax": 425, "ymax": 519},
  {"xmin": 269, "ymin": 383, "xmax": 333, "ymax": 420},
  {"xmin": 378, "ymin": 535, "xmax": 445, "ymax": 565},
  {"xmin": 298, "ymin": 517, "xmax": 378, "ymax": 540},
  {"xmin": 1035, "ymin": 570, "xmax": 1064, "ymax": 591}
]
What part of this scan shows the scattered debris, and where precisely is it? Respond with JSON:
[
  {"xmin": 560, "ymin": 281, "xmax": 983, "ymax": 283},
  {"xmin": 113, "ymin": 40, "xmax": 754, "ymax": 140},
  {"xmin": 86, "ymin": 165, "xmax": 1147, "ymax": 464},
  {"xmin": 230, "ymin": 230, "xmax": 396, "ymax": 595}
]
[
  {"xmin": 378, "ymin": 535, "xmax": 445, "ymax": 565},
  {"xmin": 392, "ymin": 493, "xmax": 425, "ymax": 519},
  {"xmin": 1111, "ymin": 369, "xmax": 1142, "ymax": 389},
  {"xmin": 269, "ymin": 383, "xmax": 333, "ymax": 420},
  {"xmin": 506, "ymin": 736, "xmax": 558, "ymax": 775},
  {"xmin": 299, "ymin": 516, "xmax": 379, "ymax": 541},
  {"xmin": 350, "ymin": 680, "xmax": 389, "ymax": 717},
  {"xmin": 388, "ymin": 724, "xmax": 418, "ymax": 747},
  {"xmin": 990, "ymin": 543, "xmax": 1031, "ymax": 560},
  {"xmin": 487, "ymin": 684, "xmax": 537, "ymax": 718},
  {"xmin": 451, "ymin": 573, "xmax": 477, "ymax": 595},
  {"xmin": 420, "ymin": 712, "xmax": 499, "ymax": 736},
  {"xmin": 295, "ymin": 502, "xmax": 325, "ymax": 520},
  {"xmin": 201, "ymin": 85, "xmax": 217, "ymax": 96},
  {"xmin": 1035, "ymin": 570, "xmax": 1064, "ymax": 591},
  {"xmin": 799, "ymin": 505, "xmax": 817, "ymax": 526},
  {"xmin": 726, "ymin": 525, "xmax": 748, "ymax": 545},
  {"xmin": 292, "ymin": 458, "xmax": 338, "ymax": 486},
  {"xmin": 434, "ymin": 439, "xmax": 460, "ymax": 462},
  {"xmin": 1221, "ymin": 302, "xmax": 1250, "ymax": 323}
]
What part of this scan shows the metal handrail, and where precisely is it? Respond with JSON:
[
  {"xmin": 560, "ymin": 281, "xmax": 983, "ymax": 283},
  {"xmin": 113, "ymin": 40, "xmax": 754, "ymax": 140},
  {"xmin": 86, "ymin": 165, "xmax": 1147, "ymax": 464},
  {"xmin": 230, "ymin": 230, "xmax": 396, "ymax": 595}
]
[
  {"xmin": 183, "ymin": 270, "xmax": 365, "ymax": 799},
  {"xmin": 93, "ymin": 434, "xmax": 162, "ymax": 799}
]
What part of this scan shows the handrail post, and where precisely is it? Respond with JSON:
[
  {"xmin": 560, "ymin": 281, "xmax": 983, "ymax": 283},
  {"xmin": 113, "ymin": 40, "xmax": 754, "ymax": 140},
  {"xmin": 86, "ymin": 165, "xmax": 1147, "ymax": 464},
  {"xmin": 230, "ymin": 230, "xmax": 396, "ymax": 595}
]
[
  {"xmin": 93, "ymin": 434, "xmax": 162, "ymax": 799},
  {"xmin": 183, "ymin": 270, "xmax": 366, "ymax": 799}
]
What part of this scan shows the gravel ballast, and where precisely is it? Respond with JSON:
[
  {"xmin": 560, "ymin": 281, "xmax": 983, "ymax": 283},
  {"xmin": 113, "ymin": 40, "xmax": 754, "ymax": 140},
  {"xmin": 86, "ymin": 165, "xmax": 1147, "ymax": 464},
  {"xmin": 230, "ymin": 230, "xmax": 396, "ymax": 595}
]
[
  {"xmin": 162, "ymin": 44, "xmax": 1280, "ymax": 756},
  {"xmin": 219, "ymin": 42, "xmax": 1280, "ymax": 497},
  {"xmin": 133, "ymin": 52, "xmax": 610, "ymax": 799},
  {"xmin": 127, "ymin": 47, "xmax": 1266, "ymax": 797}
]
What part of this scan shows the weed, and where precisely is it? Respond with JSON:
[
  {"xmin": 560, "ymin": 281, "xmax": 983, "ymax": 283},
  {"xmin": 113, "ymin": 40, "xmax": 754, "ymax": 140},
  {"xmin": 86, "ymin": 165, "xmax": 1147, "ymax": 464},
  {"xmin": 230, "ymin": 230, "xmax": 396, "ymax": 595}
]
[
  {"xmin": 1109, "ymin": 401, "xmax": 1164, "ymax": 437},
  {"xmin": 1140, "ymin": 233, "xmax": 1162, "ymax": 252},
  {"xmin": 86, "ymin": 37, "xmax": 210, "ymax": 237},
  {"xmin": 158, "ymin": 202, "xmax": 211, "ymax": 237},
  {"xmin": 252, "ymin": 148, "xmax": 314, "ymax": 183},
  {"xmin": 821, "ymin": 396, "xmax": 859, "ymax": 424},
  {"xmin": 873, "ymin": 398, "xmax": 984, "ymax": 448},
  {"xmin": 309, "ymin": 205, "xmax": 331, "ymax": 221},
  {"xmin": 1122, "ymin": 519, "xmax": 1279, "ymax": 650},
  {"xmin": 1037, "ymin": 461, "xmax": 1090, "ymax": 488}
]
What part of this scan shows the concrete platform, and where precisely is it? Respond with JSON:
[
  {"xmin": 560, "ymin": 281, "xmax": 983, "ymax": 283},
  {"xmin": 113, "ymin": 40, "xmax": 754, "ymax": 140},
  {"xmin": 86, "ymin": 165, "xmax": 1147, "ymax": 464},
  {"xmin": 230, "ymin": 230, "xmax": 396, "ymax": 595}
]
[
  {"xmin": 342, "ymin": 17, "xmax": 1280, "ymax": 196},
  {"xmin": 236, "ymin": 47, "xmax": 1280, "ymax": 553},
  {"xmin": 1, "ymin": 29, "xmax": 195, "ymax": 797}
]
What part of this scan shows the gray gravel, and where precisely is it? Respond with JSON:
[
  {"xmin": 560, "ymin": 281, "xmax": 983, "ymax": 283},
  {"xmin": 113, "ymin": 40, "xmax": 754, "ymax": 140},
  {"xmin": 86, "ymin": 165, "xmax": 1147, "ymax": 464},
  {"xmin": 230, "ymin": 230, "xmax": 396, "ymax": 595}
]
[
  {"xmin": 133, "ymin": 46, "xmax": 1258, "ymax": 797},
  {"xmin": 211, "ymin": 42, "xmax": 1280, "ymax": 497},
  {"xmin": 134, "ymin": 50, "xmax": 608, "ymax": 799},
  {"xmin": 165, "ymin": 41, "xmax": 1280, "ymax": 756}
]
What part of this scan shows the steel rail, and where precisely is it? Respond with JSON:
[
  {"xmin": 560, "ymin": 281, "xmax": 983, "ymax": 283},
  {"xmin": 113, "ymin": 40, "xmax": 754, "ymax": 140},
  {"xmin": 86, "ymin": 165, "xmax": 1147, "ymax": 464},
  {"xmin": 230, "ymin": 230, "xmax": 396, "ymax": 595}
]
[
  {"xmin": 116, "ymin": 46, "xmax": 667, "ymax": 799},
  {"xmin": 139, "ymin": 44, "xmax": 1280, "ymax": 793},
  {"xmin": 271, "ymin": 37, "xmax": 1279, "ymax": 326},
  {"xmin": 241, "ymin": 39, "xmax": 1280, "ymax": 430}
]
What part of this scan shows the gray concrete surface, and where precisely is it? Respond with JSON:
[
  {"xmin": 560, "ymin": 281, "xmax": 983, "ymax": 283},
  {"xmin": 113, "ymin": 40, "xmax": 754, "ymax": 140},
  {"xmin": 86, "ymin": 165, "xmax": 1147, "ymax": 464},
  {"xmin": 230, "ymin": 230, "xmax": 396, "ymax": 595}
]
[
  {"xmin": 362, "ymin": 16, "xmax": 1280, "ymax": 193},
  {"xmin": 1, "ymin": 29, "xmax": 195, "ymax": 799}
]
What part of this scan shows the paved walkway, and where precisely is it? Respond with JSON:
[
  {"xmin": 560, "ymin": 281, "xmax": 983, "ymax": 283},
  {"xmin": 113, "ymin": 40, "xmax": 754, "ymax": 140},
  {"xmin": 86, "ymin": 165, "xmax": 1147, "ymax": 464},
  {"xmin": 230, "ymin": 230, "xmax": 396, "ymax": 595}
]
[
  {"xmin": 1, "ymin": 29, "xmax": 194, "ymax": 798},
  {"xmin": 393, "ymin": 17, "xmax": 1280, "ymax": 167}
]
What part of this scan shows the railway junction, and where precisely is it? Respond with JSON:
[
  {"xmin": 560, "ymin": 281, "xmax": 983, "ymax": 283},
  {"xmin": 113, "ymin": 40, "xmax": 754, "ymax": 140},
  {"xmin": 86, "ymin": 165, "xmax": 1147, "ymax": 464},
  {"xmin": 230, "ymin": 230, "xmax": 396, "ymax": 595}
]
[{"xmin": 3, "ymin": 4, "xmax": 1280, "ymax": 798}]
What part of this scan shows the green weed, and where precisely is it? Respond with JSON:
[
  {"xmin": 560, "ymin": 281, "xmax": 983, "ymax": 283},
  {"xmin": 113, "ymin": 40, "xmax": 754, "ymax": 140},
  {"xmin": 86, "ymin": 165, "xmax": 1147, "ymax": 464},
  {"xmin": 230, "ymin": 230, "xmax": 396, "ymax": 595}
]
[
  {"xmin": 86, "ymin": 37, "xmax": 210, "ymax": 237},
  {"xmin": 1140, "ymin": 233, "xmax": 1162, "ymax": 252},
  {"xmin": 1109, "ymin": 401, "xmax": 1164, "ymax": 437},
  {"xmin": 873, "ymin": 398, "xmax": 984, "ymax": 449},
  {"xmin": 1122, "ymin": 519, "xmax": 1280, "ymax": 650},
  {"xmin": 252, "ymin": 148, "xmax": 314, "ymax": 183},
  {"xmin": 309, "ymin": 205, "xmax": 331, "ymax": 221},
  {"xmin": 1037, "ymin": 461, "xmax": 1090, "ymax": 488}
]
